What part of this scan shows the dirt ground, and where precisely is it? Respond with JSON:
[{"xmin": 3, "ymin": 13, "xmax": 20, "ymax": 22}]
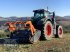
[{"xmin": 0, "ymin": 33, "xmax": 70, "ymax": 52}]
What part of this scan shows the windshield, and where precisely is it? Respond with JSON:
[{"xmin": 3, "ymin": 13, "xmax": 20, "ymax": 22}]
[{"xmin": 34, "ymin": 13, "xmax": 44, "ymax": 18}]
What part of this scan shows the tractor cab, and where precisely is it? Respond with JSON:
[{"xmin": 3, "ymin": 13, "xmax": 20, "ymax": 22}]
[
  {"xmin": 33, "ymin": 9, "xmax": 44, "ymax": 18},
  {"xmin": 33, "ymin": 9, "xmax": 53, "ymax": 19},
  {"xmin": 32, "ymin": 9, "xmax": 55, "ymax": 24}
]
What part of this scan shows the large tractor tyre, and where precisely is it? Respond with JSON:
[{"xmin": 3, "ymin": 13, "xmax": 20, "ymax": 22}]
[
  {"xmin": 41, "ymin": 20, "xmax": 53, "ymax": 40},
  {"xmin": 55, "ymin": 25, "xmax": 63, "ymax": 38},
  {"xmin": 29, "ymin": 30, "xmax": 41, "ymax": 44}
]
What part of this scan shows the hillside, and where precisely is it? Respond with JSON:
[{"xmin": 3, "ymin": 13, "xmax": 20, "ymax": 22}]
[
  {"xmin": 56, "ymin": 16, "xmax": 70, "ymax": 33},
  {"xmin": 64, "ymin": 16, "xmax": 70, "ymax": 19},
  {"xmin": 0, "ymin": 16, "xmax": 70, "ymax": 33}
]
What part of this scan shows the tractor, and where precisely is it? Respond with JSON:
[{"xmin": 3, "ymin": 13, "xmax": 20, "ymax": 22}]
[{"xmin": 6, "ymin": 9, "xmax": 63, "ymax": 43}]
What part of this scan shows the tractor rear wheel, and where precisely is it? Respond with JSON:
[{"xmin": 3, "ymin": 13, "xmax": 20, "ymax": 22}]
[
  {"xmin": 41, "ymin": 20, "xmax": 53, "ymax": 40},
  {"xmin": 56, "ymin": 25, "xmax": 63, "ymax": 38}
]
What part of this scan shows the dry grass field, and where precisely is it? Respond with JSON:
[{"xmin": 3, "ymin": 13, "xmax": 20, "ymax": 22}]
[{"xmin": 0, "ymin": 33, "xmax": 70, "ymax": 52}]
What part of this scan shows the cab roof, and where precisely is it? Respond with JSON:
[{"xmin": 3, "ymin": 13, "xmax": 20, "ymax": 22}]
[
  {"xmin": 33, "ymin": 9, "xmax": 51, "ymax": 13},
  {"xmin": 33, "ymin": 9, "xmax": 48, "ymax": 12}
]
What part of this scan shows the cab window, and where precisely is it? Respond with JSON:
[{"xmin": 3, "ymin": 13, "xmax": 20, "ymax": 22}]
[{"xmin": 34, "ymin": 13, "xmax": 44, "ymax": 18}]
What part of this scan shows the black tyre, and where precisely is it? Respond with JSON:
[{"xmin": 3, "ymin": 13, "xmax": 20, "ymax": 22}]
[
  {"xmin": 56, "ymin": 25, "xmax": 63, "ymax": 38},
  {"xmin": 41, "ymin": 20, "xmax": 53, "ymax": 40}
]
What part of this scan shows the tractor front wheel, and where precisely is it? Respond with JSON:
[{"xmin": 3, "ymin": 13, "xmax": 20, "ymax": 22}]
[{"xmin": 56, "ymin": 25, "xmax": 63, "ymax": 38}]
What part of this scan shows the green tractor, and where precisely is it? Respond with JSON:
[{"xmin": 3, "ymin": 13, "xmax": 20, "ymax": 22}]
[{"xmin": 32, "ymin": 9, "xmax": 63, "ymax": 40}]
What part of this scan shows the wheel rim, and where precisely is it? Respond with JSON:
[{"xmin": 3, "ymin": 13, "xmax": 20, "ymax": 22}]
[
  {"xmin": 46, "ymin": 23, "xmax": 51, "ymax": 36},
  {"xmin": 58, "ymin": 26, "xmax": 63, "ymax": 38},
  {"xmin": 59, "ymin": 28, "xmax": 62, "ymax": 35}
]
